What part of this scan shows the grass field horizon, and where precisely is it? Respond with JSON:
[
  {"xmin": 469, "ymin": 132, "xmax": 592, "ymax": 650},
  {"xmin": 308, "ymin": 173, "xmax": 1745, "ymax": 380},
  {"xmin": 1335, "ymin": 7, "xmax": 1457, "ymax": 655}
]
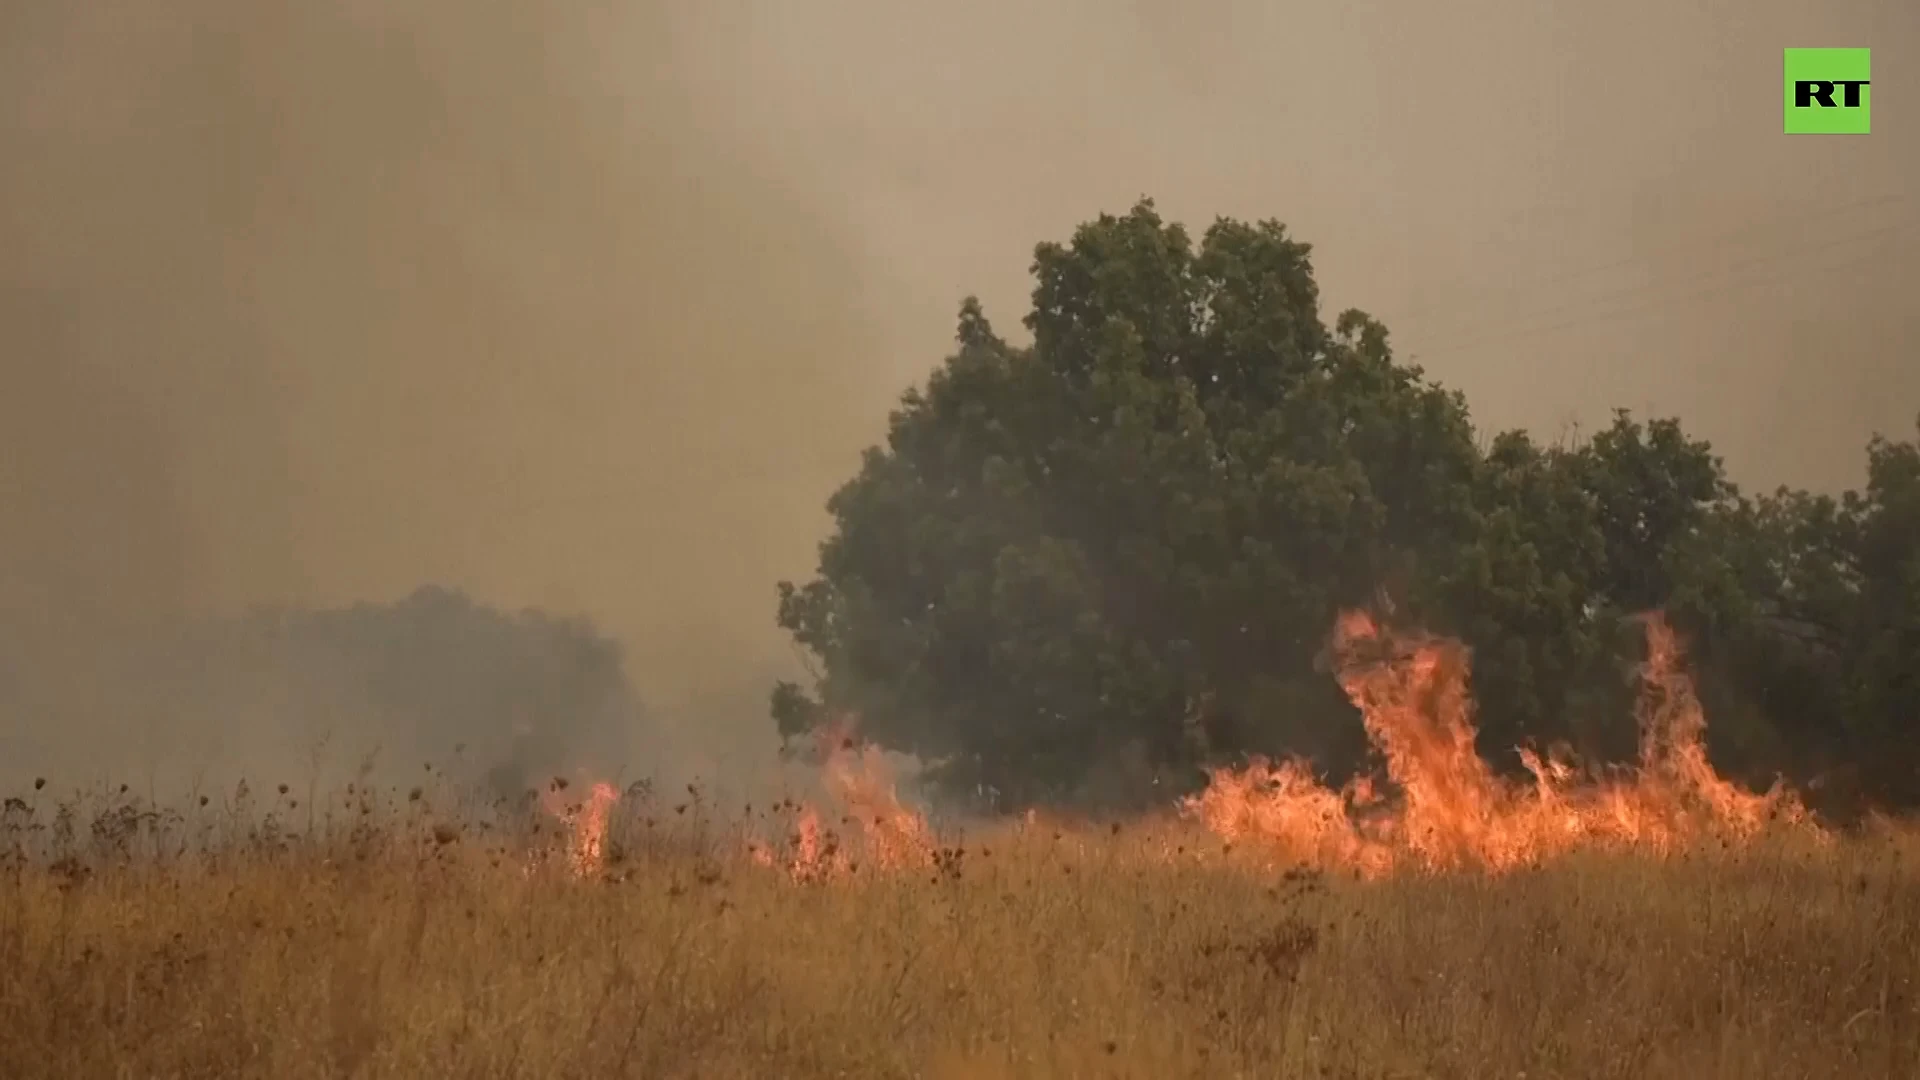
[
  {"xmin": 5, "ymin": 612, "xmax": 1918, "ymax": 1079},
  {"xmin": 2, "ymin": 778, "xmax": 1916, "ymax": 1079}
]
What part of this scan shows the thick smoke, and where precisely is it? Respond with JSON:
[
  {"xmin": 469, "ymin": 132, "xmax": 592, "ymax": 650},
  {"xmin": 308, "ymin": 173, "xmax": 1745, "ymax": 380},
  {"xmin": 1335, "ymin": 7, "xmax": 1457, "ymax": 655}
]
[
  {"xmin": 3, "ymin": 0, "xmax": 1915, "ymax": 796},
  {"xmin": 0, "ymin": 1, "xmax": 901, "ymax": 790}
]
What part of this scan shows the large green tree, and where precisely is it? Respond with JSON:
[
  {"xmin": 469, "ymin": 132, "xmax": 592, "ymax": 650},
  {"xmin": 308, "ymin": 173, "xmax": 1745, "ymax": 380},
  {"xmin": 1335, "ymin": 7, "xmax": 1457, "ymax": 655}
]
[
  {"xmin": 778, "ymin": 201, "xmax": 1491, "ymax": 806},
  {"xmin": 775, "ymin": 201, "xmax": 1918, "ymax": 812}
]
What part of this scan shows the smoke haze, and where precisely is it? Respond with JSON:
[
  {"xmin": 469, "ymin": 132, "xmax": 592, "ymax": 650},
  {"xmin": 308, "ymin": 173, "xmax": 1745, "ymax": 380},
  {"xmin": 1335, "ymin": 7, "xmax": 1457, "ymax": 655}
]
[{"xmin": 2, "ymin": 0, "xmax": 1915, "ymax": 790}]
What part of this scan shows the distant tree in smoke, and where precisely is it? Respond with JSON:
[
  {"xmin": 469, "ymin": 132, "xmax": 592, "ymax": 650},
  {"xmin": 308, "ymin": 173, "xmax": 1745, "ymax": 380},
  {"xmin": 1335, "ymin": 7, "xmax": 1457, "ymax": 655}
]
[{"xmin": 138, "ymin": 586, "xmax": 647, "ymax": 798}]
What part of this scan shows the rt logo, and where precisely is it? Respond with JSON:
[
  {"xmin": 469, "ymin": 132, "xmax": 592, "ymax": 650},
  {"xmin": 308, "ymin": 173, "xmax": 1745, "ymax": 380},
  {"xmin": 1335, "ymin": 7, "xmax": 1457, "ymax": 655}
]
[{"xmin": 1785, "ymin": 48, "xmax": 1870, "ymax": 134}]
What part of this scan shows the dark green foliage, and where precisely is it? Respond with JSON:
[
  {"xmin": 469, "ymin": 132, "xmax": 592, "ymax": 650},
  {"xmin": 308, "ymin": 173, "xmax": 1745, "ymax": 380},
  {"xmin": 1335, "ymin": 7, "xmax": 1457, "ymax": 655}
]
[{"xmin": 776, "ymin": 199, "xmax": 1919, "ymax": 812}]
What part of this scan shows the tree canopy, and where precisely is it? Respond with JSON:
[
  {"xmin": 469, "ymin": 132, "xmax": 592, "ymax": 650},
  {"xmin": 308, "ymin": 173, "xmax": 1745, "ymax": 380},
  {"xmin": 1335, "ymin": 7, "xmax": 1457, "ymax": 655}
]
[{"xmin": 774, "ymin": 199, "xmax": 1920, "ymax": 813}]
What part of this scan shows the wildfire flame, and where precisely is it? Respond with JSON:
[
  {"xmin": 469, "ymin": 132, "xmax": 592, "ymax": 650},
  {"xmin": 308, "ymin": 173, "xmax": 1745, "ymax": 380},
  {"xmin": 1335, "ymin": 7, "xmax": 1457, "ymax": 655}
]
[
  {"xmin": 539, "ymin": 780, "xmax": 619, "ymax": 878},
  {"xmin": 1181, "ymin": 610, "xmax": 1813, "ymax": 876},
  {"xmin": 508, "ymin": 612, "xmax": 1821, "ymax": 886},
  {"xmin": 751, "ymin": 726, "xmax": 935, "ymax": 882}
]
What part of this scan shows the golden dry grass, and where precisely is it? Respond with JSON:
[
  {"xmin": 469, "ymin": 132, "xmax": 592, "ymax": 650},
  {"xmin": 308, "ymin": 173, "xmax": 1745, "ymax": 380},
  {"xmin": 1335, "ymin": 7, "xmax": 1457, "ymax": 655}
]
[{"xmin": 2, "ymin": 788, "xmax": 1917, "ymax": 1079}]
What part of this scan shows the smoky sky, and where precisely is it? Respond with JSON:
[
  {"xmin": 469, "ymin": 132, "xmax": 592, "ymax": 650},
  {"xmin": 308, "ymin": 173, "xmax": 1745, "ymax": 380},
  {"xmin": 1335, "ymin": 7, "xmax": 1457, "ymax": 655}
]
[{"xmin": 2, "ymin": 0, "xmax": 1915, "ymax": 786}]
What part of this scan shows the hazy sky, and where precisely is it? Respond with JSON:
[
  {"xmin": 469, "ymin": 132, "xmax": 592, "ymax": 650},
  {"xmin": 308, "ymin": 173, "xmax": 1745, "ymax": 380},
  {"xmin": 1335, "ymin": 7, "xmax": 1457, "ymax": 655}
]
[{"xmin": 1, "ymin": 0, "xmax": 1914, "ymax": 779}]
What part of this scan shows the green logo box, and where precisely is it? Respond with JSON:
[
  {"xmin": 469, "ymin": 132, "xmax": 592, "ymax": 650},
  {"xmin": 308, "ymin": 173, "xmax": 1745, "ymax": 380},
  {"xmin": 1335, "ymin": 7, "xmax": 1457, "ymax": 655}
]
[{"xmin": 1785, "ymin": 48, "xmax": 1871, "ymax": 134}]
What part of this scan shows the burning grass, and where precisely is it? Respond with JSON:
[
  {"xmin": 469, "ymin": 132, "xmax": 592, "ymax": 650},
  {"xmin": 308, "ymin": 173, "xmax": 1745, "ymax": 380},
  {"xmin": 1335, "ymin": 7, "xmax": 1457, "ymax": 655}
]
[
  {"xmin": 0, "ymin": 803, "xmax": 1915, "ymax": 1079},
  {"xmin": 2, "ymin": 612, "xmax": 1917, "ymax": 1077}
]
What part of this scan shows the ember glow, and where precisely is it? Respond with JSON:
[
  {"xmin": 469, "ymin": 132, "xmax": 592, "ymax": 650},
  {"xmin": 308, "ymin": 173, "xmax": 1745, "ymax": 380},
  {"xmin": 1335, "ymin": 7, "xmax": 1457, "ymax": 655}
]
[{"xmin": 1180, "ymin": 610, "xmax": 1814, "ymax": 876}]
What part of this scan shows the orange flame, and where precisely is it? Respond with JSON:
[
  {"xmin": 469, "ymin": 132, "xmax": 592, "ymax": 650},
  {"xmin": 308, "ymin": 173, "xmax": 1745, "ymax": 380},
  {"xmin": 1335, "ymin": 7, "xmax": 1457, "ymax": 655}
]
[
  {"xmin": 539, "ymin": 780, "xmax": 619, "ymax": 878},
  {"xmin": 753, "ymin": 725, "xmax": 935, "ymax": 882},
  {"xmin": 1182, "ymin": 610, "xmax": 1812, "ymax": 876}
]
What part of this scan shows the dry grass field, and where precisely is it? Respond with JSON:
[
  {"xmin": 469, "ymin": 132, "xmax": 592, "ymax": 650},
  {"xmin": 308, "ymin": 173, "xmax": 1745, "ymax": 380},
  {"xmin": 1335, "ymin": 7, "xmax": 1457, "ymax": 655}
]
[
  {"xmin": 4, "ymin": 616, "xmax": 1914, "ymax": 1079},
  {"xmin": 1, "ymin": 785, "xmax": 1916, "ymax": 1080}
]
